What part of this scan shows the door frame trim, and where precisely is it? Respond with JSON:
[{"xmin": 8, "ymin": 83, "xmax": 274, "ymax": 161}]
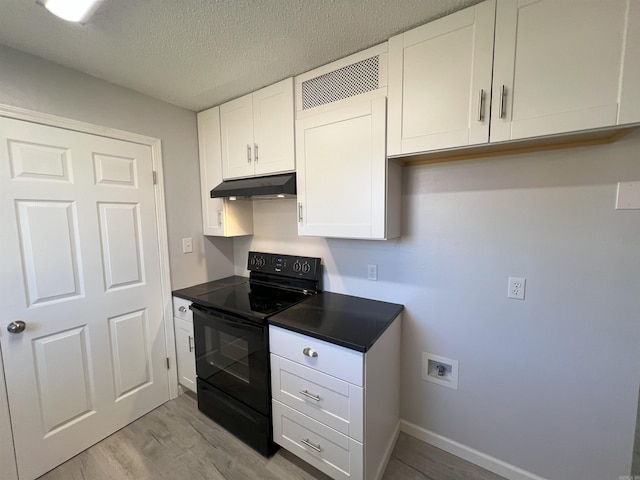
[{"xmin": 0, "ymin": 104, "xmax": 179, "ymax": 480}]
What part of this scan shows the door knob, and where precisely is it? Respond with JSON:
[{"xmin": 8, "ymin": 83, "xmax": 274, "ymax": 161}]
[{"xmin": 7, "ymin": 321, "xmax": 26, "ymax": 334}]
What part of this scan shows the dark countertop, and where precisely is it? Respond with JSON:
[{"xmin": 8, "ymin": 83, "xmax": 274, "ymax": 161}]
[
  {"xmin": 268, "ymin": 291, "xmax": 403, "ymax": 352},
  {"xmin": 172, "ymin": 276, "xmax": 249, "ymax": 303},
  {"xmin": 173, "ymin": 279, "xmax": 403, "ymax": 353}
]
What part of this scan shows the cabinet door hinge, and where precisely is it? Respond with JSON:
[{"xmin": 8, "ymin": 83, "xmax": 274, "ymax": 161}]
[
  {"xmin": 166, "ymin": 357, "xmax": 170, "ymax": 369},
  {"xmin": 153, "ymin": 171, "xmax": 158, "ymax": 185}
]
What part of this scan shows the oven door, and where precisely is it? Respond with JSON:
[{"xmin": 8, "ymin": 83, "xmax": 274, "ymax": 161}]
[{"xmin": 190, "ymin": 304, "xmax": 269, "ymax": 415}]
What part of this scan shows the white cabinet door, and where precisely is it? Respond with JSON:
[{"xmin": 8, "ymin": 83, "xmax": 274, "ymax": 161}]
[
  {"xmin": 253, "ymin": 77, "xmax": 295, "ymax": 176},
  {"xmin": 197, "ymin": 106, "xmax": 253, "ymax": 237},
  {"xmin": 220, "ymin": 93, "xmax": 255, "ymax": 179},
  {"xmin": 618, "ymin": 0, "xmax": 640, "ymax": 125},
  {"xmin": 174, "ymin": 318, "xmax": 196, "ymax": 394},
  {"xmin": 297, "ymin": 96, "xmax": 391, "ymax": 240},
  {"xmin": 388, "ymin": 0, "xmax": 495, "ymax": 155},
  {"xmin": 491, "ymin": 0, "xmax": 635, "ymax": 142},
  {"xmin": 220, "ymin": 78, "xmax": 295, "ymax": 180}
]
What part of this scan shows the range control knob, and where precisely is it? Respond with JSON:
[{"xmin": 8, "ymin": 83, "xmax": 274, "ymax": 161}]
[
  {"xmin": 302, "ymin": 262, "xmax": 311, "ymax": 273},
  {"xmin": 250, "ymin": 256, "xmax": 257, "ymax": 266},
  {"xmin": 258, "ymin": 257, "xmax": 266, "ymax": 267},
  {"xmin": 293, "ymin": 261, "xmax": 301, "ymax": 272}
]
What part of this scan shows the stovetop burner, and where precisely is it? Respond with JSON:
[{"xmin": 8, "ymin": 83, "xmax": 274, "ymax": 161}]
[
  {"xmin": 192, "ymin": 251, "xmax": 322, "ymax": 322},
  {"xmin": 195, "ymin": 280, "xmax": 312, "ymax": 319}
]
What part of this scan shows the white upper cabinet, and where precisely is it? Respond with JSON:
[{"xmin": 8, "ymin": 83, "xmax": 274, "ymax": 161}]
[
  {"xmin": 491, "ymin": 0, "xmax": 640, "ymax": 142},
  {"xmin": 220, "ymin": 78, "xmax": 295, "ymax": 180},
  {"xmin": 297, "ymin": 95, "xmax": 400, "ymax": 240},
  {"xmin": 388, "ymin": 0, "xmax": 640, "ymax": 156},
  {"xmin": 295, "ymin": 44, "xmax": 401, "ymax": 241},
  {"xmin": 387, "ymin": 0, "xmax": 496, "ymax": 155},
  {"xmin": 197, "ymin": 106, "xmax": 253, "ymax": 237}
]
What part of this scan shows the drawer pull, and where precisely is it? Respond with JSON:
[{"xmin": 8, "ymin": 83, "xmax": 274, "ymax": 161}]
[
  {"xmin": 302, "ymin": 347, "xmax": 318, "ymax": 358},
  {"xmin": 300, "ymin": 438, "xmax": 322, "ymax": 453},
  {"xmin": 188, "ymin": 336, "xmax": 194, "ymax": 353},
  {"xmin": 178, "ymin": 306, "xmax": 187, "ymax": 313},
  {"xmin": 299, "ymin": 389, "xmax": 321, "ymax": 401}
]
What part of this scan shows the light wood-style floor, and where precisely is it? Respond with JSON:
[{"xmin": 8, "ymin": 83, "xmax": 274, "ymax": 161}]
[{"xmin": 38, "ymin": 392, "xmax": 505, "ymax": 480}]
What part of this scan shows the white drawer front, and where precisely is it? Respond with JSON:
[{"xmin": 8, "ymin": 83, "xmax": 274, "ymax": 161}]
[
  {"xmin": 271, "ymin": 355, "xmax": 363, "ymax": 442},
  {"xmin": 273, "ymin": 400, "xmax": 363, "ymax": 480},
  {"xmin": 173, "ymin": 296, "xmax": 193, "ymax": 322},
  {"xmin": 269, "ymin": 325, "xmax": 363, "ymax": 386}
]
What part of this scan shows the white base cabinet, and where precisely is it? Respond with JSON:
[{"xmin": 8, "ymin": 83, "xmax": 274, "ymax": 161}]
[
  {"xmin": 270, "ymin": 319, "xmax": 401, "ymax": 480},
  {"xmin": 197, "ymin": 106, "xmax": 253, "ymax": 237},
  {"xmin": 172, "ymin": 297, "xmax": 196, "ymax": 394}
]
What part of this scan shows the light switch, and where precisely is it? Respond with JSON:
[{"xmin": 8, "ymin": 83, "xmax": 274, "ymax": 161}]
[
  {"xmin": 182, "ymin": 237, "xmax": 193, "ymax": 254},
  {"xmin": 616, "ymin": 182, "xmax": 640, "ymax": 210}
]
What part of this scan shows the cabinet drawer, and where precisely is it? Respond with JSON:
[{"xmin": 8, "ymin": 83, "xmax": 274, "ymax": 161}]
[
  {"xmin": 271, "ymin": 354, "xmax": 363, "ymax": 442},
  {"xmin": 173, "ymin": 297, "xmax": 192, "ymax": 322},
  {"xmin": 269, "ymin": 326, "xmax": 363, "ymax": 386},
  {"xmin": 273, "ymin": 400, "xmax": 363, "ymax": 480}
]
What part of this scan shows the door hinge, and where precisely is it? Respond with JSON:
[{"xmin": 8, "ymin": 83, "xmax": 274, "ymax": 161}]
[
  {"xmin": 153, "ymin": 171, "xmax": 157, "ymax": 184},
  {"xmin": 166, "ymin": 357, "xmax": 170, "ymax": 369}
]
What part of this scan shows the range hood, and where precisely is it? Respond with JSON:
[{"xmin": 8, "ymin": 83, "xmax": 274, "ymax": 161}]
[{"xmin": 210, "ymin": 173, "xmax": 296, "ymax": 199}]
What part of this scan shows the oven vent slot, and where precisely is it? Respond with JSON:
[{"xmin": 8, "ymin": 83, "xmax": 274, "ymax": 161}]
[{"xmin": 301, "ymin": 55, "xmax": 380, "ymax": 110}]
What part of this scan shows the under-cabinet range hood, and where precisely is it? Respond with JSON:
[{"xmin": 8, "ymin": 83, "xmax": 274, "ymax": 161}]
[{"xmin": 210, "ymin": 173, "xmax": 296, "ymax": 199}]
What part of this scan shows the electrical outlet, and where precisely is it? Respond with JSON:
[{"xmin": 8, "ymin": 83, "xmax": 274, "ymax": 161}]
[
  {"xmin": 508, "ymin": 277, "xmax": 526, "ymax": 300},
  {"xmin": 616, "ymin": 181, "xmax": 640, "ymax": 209},
  {"xmin": 367, "ymin": 264, "xmax": 378, "ymax": 281},
  {"xmin": 182, "ymin": 237, "xmax": 193, "ymax": 254}
]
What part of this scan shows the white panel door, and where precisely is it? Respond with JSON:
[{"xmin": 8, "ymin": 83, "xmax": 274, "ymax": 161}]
[
  {"xmin": 0, "ymin": 117, "xmax": 169, "ymax": 480},
  {"xmin": 491, "ymin": 0, "xmax": 631, "ymax": 142},
  {"xmin": 252, "ymin": 77, "xmax": 295, "ymax": 176},
  {"xmin": 296, "ymin": 96, "xmax": 387, "ymax": 239},
  {"xmin": 387, "ymin": 0, "xmax": 495, "ymax": 155},
  {"xmin": 220, "ymin": 93, "xmax": 255, "ymax": 179}
]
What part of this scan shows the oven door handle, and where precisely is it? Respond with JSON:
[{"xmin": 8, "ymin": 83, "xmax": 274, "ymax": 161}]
[{"xmin": 189, "ymin": 303, "xmax": 265, "ymax": 332}]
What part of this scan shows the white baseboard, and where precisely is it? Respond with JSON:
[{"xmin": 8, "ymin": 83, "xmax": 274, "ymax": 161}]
[{"xmin": 400, "ymin": 419, "xmax": 547, "ymax": 480}]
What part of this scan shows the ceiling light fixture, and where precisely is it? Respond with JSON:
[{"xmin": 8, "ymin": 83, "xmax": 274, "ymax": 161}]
[{"xmin": 39, "ymin": 0, "xmax": 104, "ymax": 23}]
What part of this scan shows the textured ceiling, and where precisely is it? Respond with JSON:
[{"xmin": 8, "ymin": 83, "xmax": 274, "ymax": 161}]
[{"xmin": 0, "ymin": 0, "xmax": 480, "ymax": 111}]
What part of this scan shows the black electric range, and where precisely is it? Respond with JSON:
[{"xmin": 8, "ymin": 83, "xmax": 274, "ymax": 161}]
[{"xmin": 186, "ymin": 252, "xmax": 321, "ymax": 456}]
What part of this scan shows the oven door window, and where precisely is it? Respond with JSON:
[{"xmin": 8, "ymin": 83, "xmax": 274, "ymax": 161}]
[{"xmin": 193, "ymin": 307, "xmax": 269, "ymax": 415}]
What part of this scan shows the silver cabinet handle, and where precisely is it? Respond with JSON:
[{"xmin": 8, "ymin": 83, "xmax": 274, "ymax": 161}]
[
  {"xmin": 254, "ymin": 143, "xmax": 258, "ymax": 163},
  {"xmin": 298, "ymin": 203, "xmax": 303, "ymax": 223},
  {"xmin": 178, "ymin": 306, "xmax": 187, "ymax": 313},
  {"xmin": 247, "ymin": 144, "xmax": 252, "ymax": 163},
  {"xmin": 300, "ymin": 438, "xmax": 322, "ymax": 453},
  {"xmin": 188, "ymin": 336, "xmax": 193, "ymax": 353},
  {"xmin": 499, "ymin": 85, "xmax": 507, "ymax": 119},
  {"xmin": 303, "ymin": 347, "xmax": 317, "ymax": 358},
  {"xmin": 477, "ymin": 88, "xmax": 485, "ymax": 122},
  {"xmin": 217, "ymin": 210, "xmax": 223, "ymax": 226},
  {"xmin": 299, "ymin": 389, "xmax": 321, "ymax": 401},
  {"xmin": 7, "ymin": 321, "xmax": 26, "ymax": 334}
]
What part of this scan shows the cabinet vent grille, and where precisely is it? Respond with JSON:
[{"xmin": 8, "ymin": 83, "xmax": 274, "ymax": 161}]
[{"xmin": 301, "ymin": 56, "xmax": 379, "ymax": 110}]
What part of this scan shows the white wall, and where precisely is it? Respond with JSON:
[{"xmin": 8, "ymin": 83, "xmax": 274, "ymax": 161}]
[
  {"xmin": 0, "ymin": 44, "xmax": 234, "ymax": 289},
  {"xmin": 234, "ymin": 131, "xmax": 640, "ymax": 480}
]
